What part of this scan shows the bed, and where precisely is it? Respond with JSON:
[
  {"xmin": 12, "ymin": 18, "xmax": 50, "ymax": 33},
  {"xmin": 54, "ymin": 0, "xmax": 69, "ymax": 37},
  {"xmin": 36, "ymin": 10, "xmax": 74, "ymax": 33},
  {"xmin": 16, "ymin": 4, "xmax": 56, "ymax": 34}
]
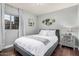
[{"xmin": 14, "ymin": 29, "xmax": 60, "ymax": 56}]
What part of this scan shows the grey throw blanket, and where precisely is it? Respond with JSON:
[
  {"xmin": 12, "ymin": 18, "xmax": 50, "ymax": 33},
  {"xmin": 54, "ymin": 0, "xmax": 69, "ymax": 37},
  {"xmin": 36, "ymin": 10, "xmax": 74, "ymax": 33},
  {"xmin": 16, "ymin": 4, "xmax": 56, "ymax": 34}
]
[{"xmin": 28, "ymin": 36, "xmax": 50, "ymax": 45}]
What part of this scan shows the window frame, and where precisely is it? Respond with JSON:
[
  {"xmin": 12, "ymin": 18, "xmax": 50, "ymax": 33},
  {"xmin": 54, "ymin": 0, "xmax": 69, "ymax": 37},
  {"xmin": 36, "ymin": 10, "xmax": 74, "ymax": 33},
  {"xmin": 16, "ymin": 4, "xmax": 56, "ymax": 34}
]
[{"xmin": 4, "ymin": 13, "xmax": 19, "ymax": 29}]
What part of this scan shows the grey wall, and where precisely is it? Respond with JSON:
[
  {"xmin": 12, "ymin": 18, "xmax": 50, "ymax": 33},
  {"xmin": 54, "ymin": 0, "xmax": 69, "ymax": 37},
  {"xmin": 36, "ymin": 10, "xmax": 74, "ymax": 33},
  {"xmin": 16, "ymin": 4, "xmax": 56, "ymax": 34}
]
[{"xmin": 38, "ymin": 5, "xmax": 78, "ymax": 30}]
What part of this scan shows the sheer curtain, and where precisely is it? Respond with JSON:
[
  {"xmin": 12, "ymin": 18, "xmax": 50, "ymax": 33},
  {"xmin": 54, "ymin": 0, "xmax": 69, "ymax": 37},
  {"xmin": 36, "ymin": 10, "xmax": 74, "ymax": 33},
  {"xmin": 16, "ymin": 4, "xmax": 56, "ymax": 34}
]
[
  {"xmin": 4, "ymin": 4, "xmax": 19, "ymax": 47},
  {"xmin": 18, "ymin": 9, "xmax": 24, "ymax": 37},
  {"xmin": 5, "ymin": 4, "xmax": 24, "ymax": 38}
]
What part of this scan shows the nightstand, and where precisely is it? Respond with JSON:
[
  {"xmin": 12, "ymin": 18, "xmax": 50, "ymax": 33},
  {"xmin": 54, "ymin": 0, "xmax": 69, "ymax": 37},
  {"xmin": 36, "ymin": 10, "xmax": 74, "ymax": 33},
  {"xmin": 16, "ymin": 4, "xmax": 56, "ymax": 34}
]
[{"xmin": 60, "ymin": 33, "xmax": 75, "ymax": 50}]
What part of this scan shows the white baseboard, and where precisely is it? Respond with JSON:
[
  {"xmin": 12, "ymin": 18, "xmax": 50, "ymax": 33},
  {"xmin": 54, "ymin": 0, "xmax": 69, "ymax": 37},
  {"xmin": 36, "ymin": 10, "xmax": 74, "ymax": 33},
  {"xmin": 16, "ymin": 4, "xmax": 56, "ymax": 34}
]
[{"xmin": 4, "ymin": 44, "xmax": 13, "ymax": 49}]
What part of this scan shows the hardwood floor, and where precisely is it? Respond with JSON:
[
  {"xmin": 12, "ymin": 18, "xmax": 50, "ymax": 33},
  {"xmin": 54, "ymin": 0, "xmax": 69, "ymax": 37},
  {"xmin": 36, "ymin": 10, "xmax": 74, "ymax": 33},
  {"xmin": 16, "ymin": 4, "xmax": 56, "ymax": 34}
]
[
  {"xmin": 0, "ymin": 45, "xmax": 79, "ymax": 56},
  {"xmin": 52, "ymin": 45, "xmax": 79, "ymax": 56}
]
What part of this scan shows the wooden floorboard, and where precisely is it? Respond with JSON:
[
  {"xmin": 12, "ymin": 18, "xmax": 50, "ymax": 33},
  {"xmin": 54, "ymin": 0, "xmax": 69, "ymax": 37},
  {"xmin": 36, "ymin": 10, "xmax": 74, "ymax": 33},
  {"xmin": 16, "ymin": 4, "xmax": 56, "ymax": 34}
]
[{"xmin": 0, "ymin": 45, "xmax": 79, "ymax": 56}]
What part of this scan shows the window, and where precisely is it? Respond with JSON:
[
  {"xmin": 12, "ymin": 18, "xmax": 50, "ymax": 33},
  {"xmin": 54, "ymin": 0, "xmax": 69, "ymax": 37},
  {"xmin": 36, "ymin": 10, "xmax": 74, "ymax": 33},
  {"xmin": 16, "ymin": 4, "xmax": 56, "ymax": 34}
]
[
  {"xmin": 5, "ymin": 14, "xmax": 10, "ymax": 29},
  {"xmin": 4, "ymin": 14, "xmax": 19, "ymax": 29}
]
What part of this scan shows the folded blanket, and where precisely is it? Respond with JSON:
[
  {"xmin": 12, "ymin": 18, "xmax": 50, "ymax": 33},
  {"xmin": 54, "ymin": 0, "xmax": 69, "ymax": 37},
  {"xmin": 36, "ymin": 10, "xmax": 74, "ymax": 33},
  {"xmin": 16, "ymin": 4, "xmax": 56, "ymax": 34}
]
[{"xmin": 28, "ymin": 36, "xmax": 50, "ymax": 45}]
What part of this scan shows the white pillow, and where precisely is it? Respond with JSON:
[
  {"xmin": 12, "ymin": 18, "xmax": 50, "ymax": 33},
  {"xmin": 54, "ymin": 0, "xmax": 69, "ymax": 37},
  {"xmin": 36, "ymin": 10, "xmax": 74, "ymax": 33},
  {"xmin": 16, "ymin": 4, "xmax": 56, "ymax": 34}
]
[
  {"xmin": 47, "ymin": 30, "xmax": 56, "ymax": 36},
  {"xmin": 39, "ymin": 30, "xmax": 48, "ymax": 36},
  {"xmin": 39, "ymin": 30, "xmax": 56, "ymax": 36}
]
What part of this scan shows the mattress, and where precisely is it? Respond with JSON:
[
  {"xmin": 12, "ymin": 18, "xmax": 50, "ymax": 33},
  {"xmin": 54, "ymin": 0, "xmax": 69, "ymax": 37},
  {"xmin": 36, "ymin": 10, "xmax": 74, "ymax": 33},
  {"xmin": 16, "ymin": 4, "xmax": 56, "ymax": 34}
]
[
  {"xmin": 14, "ymin": 35, "xmax": 58, "ymax": 56},
  {"xmin": 14, "ymin": 40, "xmax": 58, "ymax": 56}
]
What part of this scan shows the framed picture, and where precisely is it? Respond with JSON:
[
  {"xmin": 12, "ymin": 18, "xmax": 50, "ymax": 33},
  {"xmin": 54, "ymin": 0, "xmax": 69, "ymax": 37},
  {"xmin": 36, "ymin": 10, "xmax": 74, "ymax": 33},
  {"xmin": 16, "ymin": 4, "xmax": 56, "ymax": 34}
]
[{"xmin": 28, "ymin": 18, "xmax": 34, "ymax": 26}]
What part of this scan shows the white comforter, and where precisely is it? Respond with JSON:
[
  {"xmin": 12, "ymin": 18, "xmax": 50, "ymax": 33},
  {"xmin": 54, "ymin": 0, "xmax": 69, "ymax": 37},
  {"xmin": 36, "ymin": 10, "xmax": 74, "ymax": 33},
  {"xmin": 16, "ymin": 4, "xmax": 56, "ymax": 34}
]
[{"xmin": 15, "ymin": 35, "xmax": 58, "ymax": 56}]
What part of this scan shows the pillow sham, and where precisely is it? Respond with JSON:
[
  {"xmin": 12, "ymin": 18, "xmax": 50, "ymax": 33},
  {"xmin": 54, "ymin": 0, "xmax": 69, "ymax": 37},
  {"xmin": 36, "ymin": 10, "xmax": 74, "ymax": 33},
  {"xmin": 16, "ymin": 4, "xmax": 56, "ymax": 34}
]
[
  {"xmin": 47, "ymin": 30, "xmax": 56, "ymax": 36},
  {"xmin": 39, "ymin": 30, "xmax": 56, "ymax": 36},
  {"xmin": 39, "ymin": 30, "xmax": 48, "ymax": 36}
]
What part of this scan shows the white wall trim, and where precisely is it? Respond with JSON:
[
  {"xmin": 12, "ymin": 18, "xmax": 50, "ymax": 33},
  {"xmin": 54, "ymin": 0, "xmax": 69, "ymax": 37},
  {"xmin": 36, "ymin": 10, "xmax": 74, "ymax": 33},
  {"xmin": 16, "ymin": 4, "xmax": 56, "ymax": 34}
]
[{"xmin": 3, "ymin": 44, "xmax": 13, "ymax": 49}]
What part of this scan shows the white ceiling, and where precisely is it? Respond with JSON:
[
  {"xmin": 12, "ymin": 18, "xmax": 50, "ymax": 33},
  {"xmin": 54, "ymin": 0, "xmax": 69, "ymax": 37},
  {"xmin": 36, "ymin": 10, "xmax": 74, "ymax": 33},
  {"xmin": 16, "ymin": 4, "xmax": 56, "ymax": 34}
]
[{"xmin": 9, "ymin": 3, "xmax": 78, "ymax": 15}]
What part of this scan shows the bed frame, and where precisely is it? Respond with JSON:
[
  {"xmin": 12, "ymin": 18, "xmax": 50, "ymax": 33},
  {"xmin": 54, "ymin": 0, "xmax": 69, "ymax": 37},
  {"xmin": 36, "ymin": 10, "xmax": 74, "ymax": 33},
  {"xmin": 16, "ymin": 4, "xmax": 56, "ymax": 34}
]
[{"xmin": 14, "ymin": 29, "xmax": 60, "ymax": 56}]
